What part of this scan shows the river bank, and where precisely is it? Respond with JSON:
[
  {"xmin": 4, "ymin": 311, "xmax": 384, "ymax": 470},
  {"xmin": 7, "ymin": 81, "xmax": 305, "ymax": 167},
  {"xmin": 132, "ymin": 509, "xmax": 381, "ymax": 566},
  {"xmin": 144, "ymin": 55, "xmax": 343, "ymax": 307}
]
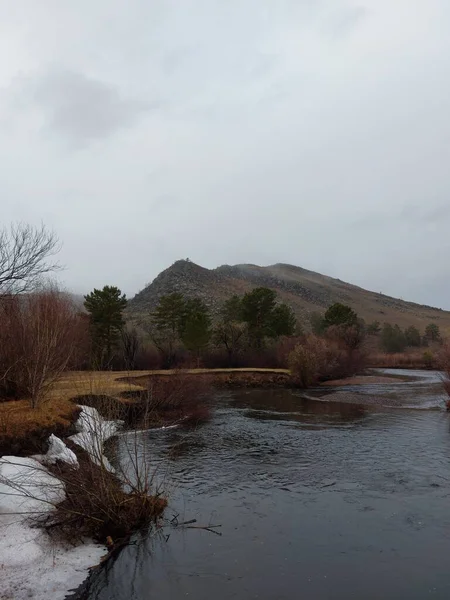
[
  {"xmin": 2, "ymin": 368, "xmax": 447, "ymax": 598},
  {"xmin": 71, "ymin": 379, "xmax": 450, "ymax": 600},
  {"xmin": 0, "ymin": 405, "xmax": 166, "ymax": 600},
  {"xmin": 1, "ymin": 368, "xmax": 439, "ymax": 456}
]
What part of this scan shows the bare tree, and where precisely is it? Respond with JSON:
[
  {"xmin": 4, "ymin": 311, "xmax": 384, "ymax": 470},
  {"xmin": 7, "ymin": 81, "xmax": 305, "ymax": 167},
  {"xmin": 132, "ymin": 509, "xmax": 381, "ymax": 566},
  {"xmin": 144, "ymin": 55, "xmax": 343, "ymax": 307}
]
[
  {"xmin": 0, "ymin": 296, "xmax": 22, "ymax": 398},
  {"xmin": 0, "ymin": 223, "xmax": 60, "ymax": 294},
  {"xmin": 13, "ymin": 286, "xmax": 81, "ymax": 408},
  {"xmin": 213, "ymin": 321, "xmax": 246, "ymax": 367},
  {"xmin": 121, "ymin": 326, "xmax": 140, "ymax": 370}
]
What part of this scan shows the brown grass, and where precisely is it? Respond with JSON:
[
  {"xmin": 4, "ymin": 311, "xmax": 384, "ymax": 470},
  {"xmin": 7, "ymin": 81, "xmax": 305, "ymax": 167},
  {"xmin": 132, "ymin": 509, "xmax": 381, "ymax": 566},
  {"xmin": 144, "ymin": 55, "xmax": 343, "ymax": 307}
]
[
  {"xmin": 367, "ymin": 350, "xmax": 438, "ymax": 369},
  {"xmin": 0, "ymin": 368, "xmax": 296, "ymax": 452},
  {"xmin": 0, "ymin": 397, "xmax": 80, "ymax": 454},
  {"xmin": 0, "ymin": 371, "xmax": 149, "ymax": 454}
]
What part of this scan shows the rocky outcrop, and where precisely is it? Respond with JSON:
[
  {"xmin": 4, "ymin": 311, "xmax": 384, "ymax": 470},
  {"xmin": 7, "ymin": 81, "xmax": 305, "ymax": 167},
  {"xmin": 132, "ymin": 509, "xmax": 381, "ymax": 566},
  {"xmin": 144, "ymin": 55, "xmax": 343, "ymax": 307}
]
[{"xmin": 127, "ymin": 259, "xmax": 450, "ymax": 332}]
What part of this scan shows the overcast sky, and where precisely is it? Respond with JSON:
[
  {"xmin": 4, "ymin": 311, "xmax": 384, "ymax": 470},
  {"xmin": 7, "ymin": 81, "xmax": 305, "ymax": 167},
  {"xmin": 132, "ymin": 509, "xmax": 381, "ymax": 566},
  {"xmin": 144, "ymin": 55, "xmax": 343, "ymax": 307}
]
[{"xmin": 2, "ymin": 1, "xmax": 450, "ymax": 307}]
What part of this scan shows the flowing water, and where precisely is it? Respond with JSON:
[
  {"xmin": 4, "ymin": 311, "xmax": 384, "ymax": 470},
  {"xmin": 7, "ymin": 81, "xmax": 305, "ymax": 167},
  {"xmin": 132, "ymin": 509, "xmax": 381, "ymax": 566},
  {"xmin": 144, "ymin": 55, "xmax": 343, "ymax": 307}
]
[{"xmin": 80, "ymin": 370, "xmax": 450, "ymax": 600}]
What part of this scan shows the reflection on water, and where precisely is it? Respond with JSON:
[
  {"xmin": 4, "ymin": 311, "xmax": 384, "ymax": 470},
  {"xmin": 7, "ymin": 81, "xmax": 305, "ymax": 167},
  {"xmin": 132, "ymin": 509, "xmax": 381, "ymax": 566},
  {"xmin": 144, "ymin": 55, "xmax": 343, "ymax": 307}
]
[{"xmin": 80, "ymin": 375, "xmax": 450, "ymax": 600}]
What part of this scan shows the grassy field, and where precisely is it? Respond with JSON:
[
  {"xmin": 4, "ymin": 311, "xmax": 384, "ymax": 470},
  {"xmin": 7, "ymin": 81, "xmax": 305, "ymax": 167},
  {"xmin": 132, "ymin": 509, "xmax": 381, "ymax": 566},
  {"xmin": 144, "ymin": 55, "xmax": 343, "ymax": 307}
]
[
  {"xmin": 0, "ymin": 368, "xmax": 292, "ymax": 451},
  {"xmin": 0, "ymin": 371, "xmax": 148, "ymax": 450}
]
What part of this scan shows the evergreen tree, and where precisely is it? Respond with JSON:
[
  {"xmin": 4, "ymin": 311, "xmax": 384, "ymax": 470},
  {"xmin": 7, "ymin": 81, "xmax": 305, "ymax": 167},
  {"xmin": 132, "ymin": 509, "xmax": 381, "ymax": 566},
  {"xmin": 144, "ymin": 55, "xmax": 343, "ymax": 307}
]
[
  {"xmin": 310, "ymin": 312, "xmax": 326, "ymax": 335},
  {"xmin": 269, "ymin": 303, "xmax": 297, "ymax": 337},
  {"xmin": 221, "ymin": 294, "xmax": 243, "ymax": 322},
  {"xmin": 404, "ymin": 325, "xmax": 421, "ymax": 347},
  {"xmin": 381, "ymin": 323, "xmax": 407, "ymax": 353},
  {"xmin": 150, "ymin": 293, "xmax": 187, "ymax": 367},
  {"xmin": 181, "ymin": 298, "xmax": 211, "ymax": 366},
  {"xmin": 241, "ymin": 287, "xmax": 277, "ymax": 348},
  {"xmin": 367, "ymin": 320, "xmax": 381, "ymax": 335},
  {"xmin": 84, "ymin": 286, "xmax": 127, "ymax": 368},
  {"xmin": 323, "ymin": 303, "xmax": 358, "ymax": 328},
  {"xmin": 425, "ymin": 323, "xmax": 441, "ymax": 342}
]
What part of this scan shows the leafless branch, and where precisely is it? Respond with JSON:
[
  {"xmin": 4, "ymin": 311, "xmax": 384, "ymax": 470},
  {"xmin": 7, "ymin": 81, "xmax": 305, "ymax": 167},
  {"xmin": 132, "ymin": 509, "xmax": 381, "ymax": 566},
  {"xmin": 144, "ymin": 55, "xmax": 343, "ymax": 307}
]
[{"xmin": 0, "ymin": 222, "xmax": 61, "ymax": 294}]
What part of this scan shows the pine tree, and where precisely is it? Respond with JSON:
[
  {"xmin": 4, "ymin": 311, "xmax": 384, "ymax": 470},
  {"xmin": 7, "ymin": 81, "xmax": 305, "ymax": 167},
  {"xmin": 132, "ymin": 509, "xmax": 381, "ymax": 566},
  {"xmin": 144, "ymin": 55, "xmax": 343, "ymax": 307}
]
[
  {"xmin": 181, "ymin": 299, "xmax": 211, "ymax": 366},
  {"xmin": 150, "ymin": 293, "xmax": 187, "ymax": 368},
  {"xmin": 323, "ymin": 303, "xmax": 358, "ymax": 328},
  {"xmin": 84, "ymin": 286, "xmax": 127, "ymax": 368},
  {"xmin": 241, "ymin": 287, "xmax": 277, "ymax": 348},
  {"xmin": 269, "ymin": 303, "xmax": 297, "ymax": 337},
  {"xmin": 425, "ymin": 323, "xmax": 441, "ymax": 342}
]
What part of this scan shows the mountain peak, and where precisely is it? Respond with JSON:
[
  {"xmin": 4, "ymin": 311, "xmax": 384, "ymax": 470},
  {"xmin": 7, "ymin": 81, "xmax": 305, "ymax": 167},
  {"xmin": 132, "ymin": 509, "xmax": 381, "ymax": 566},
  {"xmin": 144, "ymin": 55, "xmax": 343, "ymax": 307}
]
[{"xmin": 128, "ymin": 260, "xmax": 450, "ymax": 333}]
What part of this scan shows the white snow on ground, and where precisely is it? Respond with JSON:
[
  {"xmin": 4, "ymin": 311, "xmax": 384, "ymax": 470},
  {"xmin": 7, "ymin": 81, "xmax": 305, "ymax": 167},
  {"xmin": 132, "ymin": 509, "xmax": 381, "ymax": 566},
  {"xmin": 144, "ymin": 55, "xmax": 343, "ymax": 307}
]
[
  {"xmin": 0, "ymin": 411, "xmax": 124, "ymax": 600},
  {"xmin": 33, "ymin": 434, "xmax": 79, "ymax": 467},
  {"xmin": 0, "ymin": 409, "xmax": 121, "ymax": 599},
  {"xmin": 69, "ymin": 405, "xmax": 121, "ymax": 471},
  {"xmin": 0, "ymin": 454, "xmax": 105, "ymax": 600}
]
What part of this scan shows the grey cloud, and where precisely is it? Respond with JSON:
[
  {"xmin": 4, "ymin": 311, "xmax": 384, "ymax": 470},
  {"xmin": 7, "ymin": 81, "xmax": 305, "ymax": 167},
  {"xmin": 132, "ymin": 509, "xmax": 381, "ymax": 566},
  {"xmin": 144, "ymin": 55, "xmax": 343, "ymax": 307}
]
[
  {"xmin": 29, "ymin": 69, "xmax": 157, "ymax": 146},
  {"xmin": 322, "ymin": 5, "xmax": 369, "ymax": 38},
  {"xmin": 399, "ymin": 203, "xmax": 450, "ymax": 225},
  {"xmin": 352, "ymin": 203, "xmax": 450, "ymax": 230},
  {"xmin": 420, "ymin": 204, "xmax": 450, "ymax": 224},
  {"xmin": 1, "ymin": 0, "xmax": 450, "ymax": 308}
]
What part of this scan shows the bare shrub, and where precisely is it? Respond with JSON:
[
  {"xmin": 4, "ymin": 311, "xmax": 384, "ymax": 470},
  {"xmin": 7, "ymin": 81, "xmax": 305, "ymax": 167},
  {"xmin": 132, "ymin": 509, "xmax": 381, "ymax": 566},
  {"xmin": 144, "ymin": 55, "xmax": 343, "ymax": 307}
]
[
  {"xmin": 1, "ymin": 434, "xmax": 166, "ymax": 550},
  {"xmin": 133, "ymin": 343, "xmax": 164, "ymax": 370},
  {"xmin": 288, "ymin": 336, "xmax": 334, "ymax": 388},
  {"xmin": 72, "ymin": 373, "xmax": 212, "ymax": 430},
  {"xmin": 0, "ymin": 286, "xmax": 84, "ymax": 407},
  {"xmin": 120, "ymin": 373, "xmax": 212, "ymax": 427},
  {"xmin": 120, "ymin": 327, "xmax": 140, "ymax": 370},
  {"xmin": 274, "ymin": 335, "xmax": 305, "ymax": 368},
  {"xmin": 0, "ymin": 296, "xmax": 23, "ymax": 399},
  {"xmin": 288, "ymin": 333, "xmax": 364, "ymax": 388},
  {"xmin": 44, "ymin": 445, "xmax": 166, "ymax": 546}
]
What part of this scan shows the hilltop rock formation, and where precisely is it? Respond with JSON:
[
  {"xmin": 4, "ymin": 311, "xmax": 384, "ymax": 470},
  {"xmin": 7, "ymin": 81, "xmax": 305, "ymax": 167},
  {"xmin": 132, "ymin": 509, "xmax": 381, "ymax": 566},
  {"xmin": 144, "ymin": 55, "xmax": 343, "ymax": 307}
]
[{"xmin": 127, "ymin": 260, "xmax": 449, "ymax": 332}]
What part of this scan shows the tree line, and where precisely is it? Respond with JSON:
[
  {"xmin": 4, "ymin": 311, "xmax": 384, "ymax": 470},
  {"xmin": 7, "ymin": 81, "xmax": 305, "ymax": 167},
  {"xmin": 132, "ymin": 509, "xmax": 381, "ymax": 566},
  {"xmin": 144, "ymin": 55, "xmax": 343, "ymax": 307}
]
[
  {"xmin": 312, "ymin": 310, "xmax": 442, "ymax": 354},
  {"xmin": 0, "ymin": 222, "xmax": 447, "ymax": 408},
  {"xmin": 367, "ymin": 321, "xmax": 441, "ymax": 353},
  {"xmin": 84, "ymin": 286, "xmax": 298, "ymax": 369},
  {"xmin": 83, "ymin": 291, "xmax": 369, "ymax": 390}
]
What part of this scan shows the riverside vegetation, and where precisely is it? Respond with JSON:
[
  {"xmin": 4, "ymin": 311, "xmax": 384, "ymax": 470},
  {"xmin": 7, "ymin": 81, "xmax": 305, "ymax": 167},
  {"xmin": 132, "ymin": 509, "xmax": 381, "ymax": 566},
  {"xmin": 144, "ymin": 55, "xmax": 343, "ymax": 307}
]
[{"xmin": 2, "ymin": 222, "xmax": 450, "ymax": 591}]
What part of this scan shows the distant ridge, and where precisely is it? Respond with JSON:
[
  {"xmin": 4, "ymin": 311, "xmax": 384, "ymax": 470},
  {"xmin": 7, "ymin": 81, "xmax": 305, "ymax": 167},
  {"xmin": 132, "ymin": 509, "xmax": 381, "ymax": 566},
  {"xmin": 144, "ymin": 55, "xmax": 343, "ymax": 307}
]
[{"xmin": 128, "ymin": 260, "xmax": 450, "ymax": 333}]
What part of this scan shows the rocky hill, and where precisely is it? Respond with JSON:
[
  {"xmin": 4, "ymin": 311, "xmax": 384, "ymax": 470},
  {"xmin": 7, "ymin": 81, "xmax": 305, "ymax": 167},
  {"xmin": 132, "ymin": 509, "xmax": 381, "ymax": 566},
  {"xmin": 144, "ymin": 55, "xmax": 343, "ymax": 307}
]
[{"xmin": 127, "ymin": 260, "xmax": 450, "ymax": 333}]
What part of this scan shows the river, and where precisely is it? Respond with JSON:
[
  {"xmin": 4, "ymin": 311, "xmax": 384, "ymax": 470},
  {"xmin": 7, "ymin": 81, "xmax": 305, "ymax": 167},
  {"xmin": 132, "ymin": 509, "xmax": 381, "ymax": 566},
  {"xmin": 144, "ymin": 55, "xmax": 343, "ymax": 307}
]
[{"xmin": 78, "ymin": 370, "xmax": 450, "ymax": 599}]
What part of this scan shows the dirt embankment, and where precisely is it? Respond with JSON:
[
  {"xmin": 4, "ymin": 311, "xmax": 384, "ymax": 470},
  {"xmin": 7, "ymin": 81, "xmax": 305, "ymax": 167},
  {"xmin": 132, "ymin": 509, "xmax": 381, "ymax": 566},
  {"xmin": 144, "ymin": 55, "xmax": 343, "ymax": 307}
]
[{"xmin": 123, "ymin": 369, "xmax": 295, "ymax": 390}]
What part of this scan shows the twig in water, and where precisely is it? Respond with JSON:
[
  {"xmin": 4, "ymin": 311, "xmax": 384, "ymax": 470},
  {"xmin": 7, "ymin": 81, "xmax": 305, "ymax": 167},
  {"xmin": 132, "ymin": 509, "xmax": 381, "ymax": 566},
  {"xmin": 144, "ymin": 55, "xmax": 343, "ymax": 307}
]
[
  {"xmin": 183, "ymin": 524, "xmax": 222, "ymax": 536},
  {"xmin": 176, "ymin": 519, "xmax": 197, "ymax": 527}
]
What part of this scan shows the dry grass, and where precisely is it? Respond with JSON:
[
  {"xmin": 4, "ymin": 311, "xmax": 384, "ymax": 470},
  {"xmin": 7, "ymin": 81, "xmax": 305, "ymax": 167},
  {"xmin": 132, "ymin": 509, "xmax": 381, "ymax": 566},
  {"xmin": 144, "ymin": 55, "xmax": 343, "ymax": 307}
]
[
  {"xmin": 367, "ymin": 350, "xmax": 438, "ymax": 369},
  {"xmin": 49, "ymin": 370, "xmax": 150, "ymax": 400},
  {"xmin": 0, "ymin": 397, "xmax": 78, "ymax": 442},
  {"xmin": 0, "ymin": 371, "xmax": 149, "ymax": 453},
  {"xmin": 51, "ymin": 368, "xmax": 289, "ymax": 398},
  {"xmin": 1, "ymin": 368, "xmax": 291, "ymax": 451}
]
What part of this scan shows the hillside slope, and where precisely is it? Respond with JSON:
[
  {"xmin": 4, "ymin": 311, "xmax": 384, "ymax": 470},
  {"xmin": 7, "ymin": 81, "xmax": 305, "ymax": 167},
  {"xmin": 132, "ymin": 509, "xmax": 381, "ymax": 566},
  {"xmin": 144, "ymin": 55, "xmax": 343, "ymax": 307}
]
[{"xmin": 128, "ymin": 260, "xmax": 450, "ymax": 333}]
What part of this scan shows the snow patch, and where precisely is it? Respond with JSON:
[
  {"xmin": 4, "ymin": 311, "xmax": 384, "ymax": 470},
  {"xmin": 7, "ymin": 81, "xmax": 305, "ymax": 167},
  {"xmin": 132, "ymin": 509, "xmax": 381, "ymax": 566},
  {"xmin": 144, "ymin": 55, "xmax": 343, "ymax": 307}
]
[
  {"xmin": 0, "ymin": 456, "xmax": 105, "ymax": 599},
  {"xmin": 69, "ymin": 405, "xmax": 121, "ymax": 471},
  {"xmin": 34, "ymin": 434, "xmax": 79, "ymax": 467},
  {"xmin": 0, "ymin": 456, "xmax": 65, "ymax": 514},
  {"xmin": 0, "ymin": 408, "xmax": 122, "ymax": 598}
]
